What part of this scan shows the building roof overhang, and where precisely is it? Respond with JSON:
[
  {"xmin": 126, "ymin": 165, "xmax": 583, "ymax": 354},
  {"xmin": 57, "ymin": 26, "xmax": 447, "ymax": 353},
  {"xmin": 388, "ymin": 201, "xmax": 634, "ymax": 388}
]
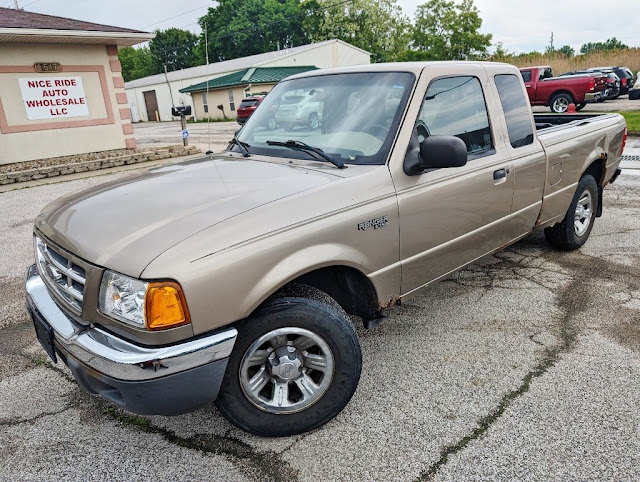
[{"xmin": 0, "ymin": 28, "xmax": 153, "ymax": 46}]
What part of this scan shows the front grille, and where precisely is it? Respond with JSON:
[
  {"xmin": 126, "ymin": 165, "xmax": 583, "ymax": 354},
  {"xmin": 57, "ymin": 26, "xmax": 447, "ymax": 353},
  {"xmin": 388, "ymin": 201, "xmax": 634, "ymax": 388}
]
[{"xmin": 34, "ymin": 235, "xmax": 86, "ymax": 314}]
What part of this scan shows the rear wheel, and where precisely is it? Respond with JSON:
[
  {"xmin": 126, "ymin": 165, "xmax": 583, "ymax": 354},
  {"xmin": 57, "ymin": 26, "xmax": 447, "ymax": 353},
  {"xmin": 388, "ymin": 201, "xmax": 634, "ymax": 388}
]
[
  {"xmin": 549, "ymin": 93, "xmax": 574, "ymax": 113},
  {"xmin": 544, "ymin": 174, "xmax": 598, "ymax": 250},
  {"xmin": 216, "ymin": 287, "xmax": 362, "ymax": 437}
]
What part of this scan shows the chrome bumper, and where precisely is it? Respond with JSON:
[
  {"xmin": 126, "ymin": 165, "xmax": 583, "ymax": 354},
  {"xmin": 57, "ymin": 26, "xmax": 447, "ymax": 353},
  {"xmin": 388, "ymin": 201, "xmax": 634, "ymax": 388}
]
[{"xmin": 25, "ymin": 265, "xmax": 237, "ymax": 382}]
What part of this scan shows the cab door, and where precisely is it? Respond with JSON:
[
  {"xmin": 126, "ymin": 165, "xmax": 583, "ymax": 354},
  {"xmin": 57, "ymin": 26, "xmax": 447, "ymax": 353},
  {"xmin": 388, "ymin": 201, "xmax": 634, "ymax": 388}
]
[{"xmin": 390, "ymin": 66, "xmax": 515, "ymax": 295}]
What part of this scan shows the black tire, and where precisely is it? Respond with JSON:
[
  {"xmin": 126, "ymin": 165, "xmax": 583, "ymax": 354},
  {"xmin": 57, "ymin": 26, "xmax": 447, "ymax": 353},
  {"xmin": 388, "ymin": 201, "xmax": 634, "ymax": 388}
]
[
  {"xmin": 575, "ymin": 102, "xmax": 587, "ymax": 111},
  {"xmin": 308, "ymin": 112, "xmax": 319, "ymax": 129},
  {"xmin": 544, "ymin": 174, "xmax": 598, "ymax": 250},
  {"xmin": 215, "ymin": 287, "xmax": 362, "ymax": 437},
  {"xmin": 549, "ymin": 93, "xmax": 574, "ymax": 113}
]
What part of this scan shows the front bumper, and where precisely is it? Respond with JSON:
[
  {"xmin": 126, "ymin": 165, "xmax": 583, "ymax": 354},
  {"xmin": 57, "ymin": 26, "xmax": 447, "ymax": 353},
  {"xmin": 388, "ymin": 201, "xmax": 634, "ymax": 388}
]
[{"xmin": 25, "ymin": 265, "xmax": 237, "ymax": 415}]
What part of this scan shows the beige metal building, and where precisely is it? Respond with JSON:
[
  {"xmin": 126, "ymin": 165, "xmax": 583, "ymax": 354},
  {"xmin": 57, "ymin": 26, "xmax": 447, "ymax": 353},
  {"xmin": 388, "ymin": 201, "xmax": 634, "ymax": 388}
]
[
  {"xmin": 0, "ymin": 8, "xmax": 153, "ymax": 165},
  {"xmin": 125, "ymin": 39, "xmax": 371, "ymax": 123}
]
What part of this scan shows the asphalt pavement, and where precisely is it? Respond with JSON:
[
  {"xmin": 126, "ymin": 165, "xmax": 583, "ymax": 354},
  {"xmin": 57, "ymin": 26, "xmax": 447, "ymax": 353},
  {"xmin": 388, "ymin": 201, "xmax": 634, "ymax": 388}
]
[{"xmin": 1, "ymin": 130, "xmax": 639, "ymax": 481}]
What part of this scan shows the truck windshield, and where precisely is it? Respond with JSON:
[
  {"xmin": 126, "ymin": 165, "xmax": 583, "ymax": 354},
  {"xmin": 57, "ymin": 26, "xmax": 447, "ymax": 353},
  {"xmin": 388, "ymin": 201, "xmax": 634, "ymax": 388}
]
[{"xmin": 234, "ymin": 72, "xmax": 415, "ymax": 165}]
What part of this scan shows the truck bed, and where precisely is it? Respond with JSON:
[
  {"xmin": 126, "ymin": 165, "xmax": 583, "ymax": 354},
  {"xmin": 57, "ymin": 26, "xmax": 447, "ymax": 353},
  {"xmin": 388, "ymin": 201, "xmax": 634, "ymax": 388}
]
[{"xmin": 534, "ymin": 113, "xmax": 612, "ymax": 131}]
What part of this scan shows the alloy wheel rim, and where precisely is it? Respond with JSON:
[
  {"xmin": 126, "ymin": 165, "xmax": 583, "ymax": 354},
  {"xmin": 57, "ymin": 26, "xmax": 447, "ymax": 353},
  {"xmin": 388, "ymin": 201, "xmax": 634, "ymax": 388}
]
[
  {"xmin": 239, "ymin": 327, "xmax": 334, "ymax": 414},
  {"xmin": 574, "ymin": 189, "xmax": 593, "ymax": 236},
  {"xmin": 554, "ymin": 98, "xmax": 569, "ymax": 112}
]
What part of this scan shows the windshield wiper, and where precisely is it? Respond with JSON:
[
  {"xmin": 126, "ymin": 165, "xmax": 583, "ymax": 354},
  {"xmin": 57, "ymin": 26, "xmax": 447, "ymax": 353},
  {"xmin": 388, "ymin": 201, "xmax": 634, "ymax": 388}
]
[
  {"xmin": 229, "ymin": 138, "xmax": 250, "ymax": 157},
  {"xmin": 266, "ymin": 139, "xmax": 345, "ymax": 169}
]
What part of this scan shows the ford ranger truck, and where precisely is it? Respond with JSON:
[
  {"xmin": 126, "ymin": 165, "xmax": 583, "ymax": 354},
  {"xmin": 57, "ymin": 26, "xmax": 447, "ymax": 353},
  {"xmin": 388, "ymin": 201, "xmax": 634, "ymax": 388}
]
[
  {"xmin": 520, "ymin": 65, "xmax": 608, "ymax": 113},
  {"xmin": 26, "ymin": 62, "xmax": 626, "ymax": 437}
]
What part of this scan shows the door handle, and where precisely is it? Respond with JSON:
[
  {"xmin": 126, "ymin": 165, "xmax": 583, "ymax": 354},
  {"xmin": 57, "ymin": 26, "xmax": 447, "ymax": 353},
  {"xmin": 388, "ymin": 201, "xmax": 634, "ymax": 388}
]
[{"xmin": 493, "ymin": 168, "xmax": 508, "ymax": 181}]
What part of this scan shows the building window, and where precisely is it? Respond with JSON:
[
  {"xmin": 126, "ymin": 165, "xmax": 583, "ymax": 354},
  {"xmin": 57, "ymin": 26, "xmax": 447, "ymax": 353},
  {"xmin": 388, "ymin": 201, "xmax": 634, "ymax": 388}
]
[
  {"xmin": 228, "ymin": 89, "xmax": 235, "ymax": 111},
  {"xmin": 202, "ymin": 93, "xmax": 209, "ymax": 114}
]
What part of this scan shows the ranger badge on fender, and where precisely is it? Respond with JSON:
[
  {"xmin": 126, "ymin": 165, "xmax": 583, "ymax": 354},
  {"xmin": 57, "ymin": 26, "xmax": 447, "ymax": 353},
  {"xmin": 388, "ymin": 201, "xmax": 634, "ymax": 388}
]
[{"xmin": 358, "ymin": 215, "xmax": 389, "ymax": 231}]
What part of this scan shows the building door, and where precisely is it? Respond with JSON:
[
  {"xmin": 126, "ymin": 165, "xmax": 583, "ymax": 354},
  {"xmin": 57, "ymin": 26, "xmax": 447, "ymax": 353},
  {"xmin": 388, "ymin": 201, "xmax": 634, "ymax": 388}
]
[{"xmin": 143, "ymin": 90, "xmax": 159, "ymax": 122}]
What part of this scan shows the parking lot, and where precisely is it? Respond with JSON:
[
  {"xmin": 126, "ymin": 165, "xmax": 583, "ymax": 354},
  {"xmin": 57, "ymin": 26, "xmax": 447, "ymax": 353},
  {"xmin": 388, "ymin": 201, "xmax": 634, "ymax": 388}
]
[{"xmin": 1, "ymin": 123, "xmax": 640, "ymax": 480}]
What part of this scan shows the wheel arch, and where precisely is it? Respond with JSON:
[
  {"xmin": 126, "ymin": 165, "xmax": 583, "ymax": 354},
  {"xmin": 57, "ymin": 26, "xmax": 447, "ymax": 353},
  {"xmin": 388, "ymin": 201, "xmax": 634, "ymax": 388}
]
[
  {"xmin": 252, "ymin": 264, "xmax": 381, "ymax": 325},
  {"xmin": 582, "ymin": 156, "xmax": 606, "ymax": 217},
  {"xmin": 283, "ymin": 265, "xmax": 380, "ymax": 321}
]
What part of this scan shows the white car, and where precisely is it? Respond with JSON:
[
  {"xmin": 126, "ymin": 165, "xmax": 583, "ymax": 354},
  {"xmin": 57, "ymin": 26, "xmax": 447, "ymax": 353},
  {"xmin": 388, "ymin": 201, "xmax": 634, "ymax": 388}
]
[{"xmin": 274, "ymin": 90, "xmax": 323, "ymax": 129}]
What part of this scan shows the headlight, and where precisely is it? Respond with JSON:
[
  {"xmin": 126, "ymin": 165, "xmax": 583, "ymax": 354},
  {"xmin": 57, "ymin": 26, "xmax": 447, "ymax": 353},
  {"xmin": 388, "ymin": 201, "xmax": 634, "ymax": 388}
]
[{"xmin": 99, "ymin": 270, "xmax": 190, "ymax": 330}]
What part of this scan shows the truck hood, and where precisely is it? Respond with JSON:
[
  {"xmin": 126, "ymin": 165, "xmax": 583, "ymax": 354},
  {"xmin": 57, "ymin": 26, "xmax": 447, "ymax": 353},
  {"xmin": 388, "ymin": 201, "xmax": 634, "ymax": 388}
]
[{"xmin": 35, "ymin": 156, "xmax": 343, "ymax": 277}]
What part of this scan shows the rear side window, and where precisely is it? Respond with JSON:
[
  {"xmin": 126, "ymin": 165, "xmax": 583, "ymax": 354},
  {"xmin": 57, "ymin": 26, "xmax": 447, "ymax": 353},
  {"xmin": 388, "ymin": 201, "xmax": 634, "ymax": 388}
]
[
  {"xmin": 417, "ymin": 76, "xmax": 493, "ymax": 156},
  {"xmin": 494, "ymin": 74, "xmax": 534, "ymax": 148}
]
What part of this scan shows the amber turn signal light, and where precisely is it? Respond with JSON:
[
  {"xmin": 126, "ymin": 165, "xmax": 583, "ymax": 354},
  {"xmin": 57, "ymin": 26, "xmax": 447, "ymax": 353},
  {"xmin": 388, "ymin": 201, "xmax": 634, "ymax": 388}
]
[{"xmin": 144, "ymin": 281, "xmax": 191, "ymax": 330}]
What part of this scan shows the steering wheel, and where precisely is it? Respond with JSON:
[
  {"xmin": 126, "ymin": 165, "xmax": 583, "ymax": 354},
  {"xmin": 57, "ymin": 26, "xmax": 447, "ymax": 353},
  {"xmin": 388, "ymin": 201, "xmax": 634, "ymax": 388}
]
[
  {"xmin": 416, "ymin": 120, "xmax": 430, "ymax": 143},
  {"xmin": 363, "ymin": 124, "xmax": 388, "ymax": 140}
]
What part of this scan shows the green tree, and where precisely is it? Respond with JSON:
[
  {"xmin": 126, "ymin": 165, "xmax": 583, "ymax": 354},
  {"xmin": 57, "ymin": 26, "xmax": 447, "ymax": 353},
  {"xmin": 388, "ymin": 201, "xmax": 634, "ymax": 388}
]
[
  {"xmin": 580, "ymin": 37, "xmax": 628, "ymax": 54},
  {"xmin": 306, "ymin": 0, "xmax": 410, "ymax": 63},
  {"xmin": 118, "ymin": 46, "xmax": 157, "ymax": 82},
  {"xmin": 488, "ymin": 41, "xmax": 513, "ymax": 62},
  {"xmin": 199, "ymin": 0, "xmax": 312, "ymax": 62},
  {"xmin": 557, "ymin": 45, "xmax": 575, "ymax": 58},
  {"xmin": 404, "ymin": 0, "xmax": 492, "ymax": 61},
  {"xmin": 149, "ymin": 28, "xmax": 201, "ymax": 72}
]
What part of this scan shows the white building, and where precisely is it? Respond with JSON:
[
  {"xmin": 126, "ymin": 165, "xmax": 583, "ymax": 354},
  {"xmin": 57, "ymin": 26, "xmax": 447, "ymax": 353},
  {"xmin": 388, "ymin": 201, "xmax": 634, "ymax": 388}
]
[{"xmin": 125, "ymin": 39, "xmax": 370, "ymax": 122}]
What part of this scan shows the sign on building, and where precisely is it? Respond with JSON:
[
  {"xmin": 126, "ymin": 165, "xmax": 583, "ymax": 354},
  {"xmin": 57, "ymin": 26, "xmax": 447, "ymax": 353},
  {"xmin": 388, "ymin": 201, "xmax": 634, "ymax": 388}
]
[{"xmin": 18, "ymin": 77, "xmax": 89, "ymax": 120}]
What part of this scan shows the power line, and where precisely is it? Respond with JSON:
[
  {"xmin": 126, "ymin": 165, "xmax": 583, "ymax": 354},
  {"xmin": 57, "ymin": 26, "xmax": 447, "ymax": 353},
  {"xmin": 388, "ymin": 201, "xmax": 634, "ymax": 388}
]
[
  {"xmin": 142, "ymin": 2, "xmax": 211, "ymax": 29},
  {"xmin": 21, "ymin": 0, "xmax": 44, "ymax": 8}
]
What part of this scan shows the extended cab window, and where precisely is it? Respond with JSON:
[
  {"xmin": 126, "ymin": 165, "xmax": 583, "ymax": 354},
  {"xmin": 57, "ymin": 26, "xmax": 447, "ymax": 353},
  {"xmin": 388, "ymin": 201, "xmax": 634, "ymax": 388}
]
[
  {"xmin": 416, "ymin": 76, "xmax": 493, "ymax": 157},
  {"xmin": 495, "ymin": 74, "xmax": 534, "ymax": 148}
]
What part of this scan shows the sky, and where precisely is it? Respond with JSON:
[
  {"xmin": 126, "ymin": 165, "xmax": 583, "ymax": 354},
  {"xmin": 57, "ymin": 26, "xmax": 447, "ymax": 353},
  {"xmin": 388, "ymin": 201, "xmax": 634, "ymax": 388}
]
[{"xmin": 7, "ymin": 0, "xmax": 639, "ymax": 55}]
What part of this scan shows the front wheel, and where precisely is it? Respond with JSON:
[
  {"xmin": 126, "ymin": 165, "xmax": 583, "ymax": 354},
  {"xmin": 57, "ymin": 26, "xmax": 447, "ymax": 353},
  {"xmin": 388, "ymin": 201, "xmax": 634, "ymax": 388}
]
[
  {"xmin": 549, "ymin": 93, "xmax": 574, "ymax": 113},
  {"xmin": 216, "ymin": 289, "xmax": 362, "ymax": 437},
  {"xmin": 544, "ymin": 174, "xmax": 598, "ymax": 250}
]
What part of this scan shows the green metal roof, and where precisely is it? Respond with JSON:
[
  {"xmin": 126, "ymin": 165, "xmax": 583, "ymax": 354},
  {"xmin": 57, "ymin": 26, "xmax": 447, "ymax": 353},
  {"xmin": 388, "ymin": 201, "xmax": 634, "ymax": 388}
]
[{"xmin": 179, "ymin": 66, "xmax": 317, "ymax": 93}]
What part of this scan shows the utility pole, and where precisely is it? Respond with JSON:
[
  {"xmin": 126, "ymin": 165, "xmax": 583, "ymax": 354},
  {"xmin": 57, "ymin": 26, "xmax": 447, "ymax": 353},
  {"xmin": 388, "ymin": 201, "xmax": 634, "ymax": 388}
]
[
  {"xmin": 163, "ymin": 64, "xmax": 175, "ymax": 107},
  {"xmin": 549, "ymin": 32, "xmax": 554, "ymax": 52}
]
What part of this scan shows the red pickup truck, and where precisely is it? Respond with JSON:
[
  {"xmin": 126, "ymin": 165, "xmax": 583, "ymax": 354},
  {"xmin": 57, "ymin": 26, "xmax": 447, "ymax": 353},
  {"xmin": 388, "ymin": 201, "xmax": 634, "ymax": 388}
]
[{"xmin": 520, "ymin": 66, "xmax": 607, "ymax": 113}]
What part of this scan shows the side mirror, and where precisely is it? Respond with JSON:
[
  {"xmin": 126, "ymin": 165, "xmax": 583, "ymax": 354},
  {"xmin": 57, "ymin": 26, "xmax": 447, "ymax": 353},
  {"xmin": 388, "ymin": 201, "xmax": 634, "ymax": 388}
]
[{"xmin": 419, "ymin": 136, "xmax": 467, "ymax": 170}]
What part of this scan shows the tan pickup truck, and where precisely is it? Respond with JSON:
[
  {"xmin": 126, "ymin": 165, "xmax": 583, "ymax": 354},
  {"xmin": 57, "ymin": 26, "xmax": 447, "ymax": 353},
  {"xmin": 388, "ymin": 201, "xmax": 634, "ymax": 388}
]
[{"xmin": 26, "ymin": 62, "xmax": 626, "ymax": 437}]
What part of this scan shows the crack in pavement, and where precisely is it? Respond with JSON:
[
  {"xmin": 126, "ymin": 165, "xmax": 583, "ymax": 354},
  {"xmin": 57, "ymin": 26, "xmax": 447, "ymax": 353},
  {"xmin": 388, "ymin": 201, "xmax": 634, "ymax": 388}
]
[
  {"xmin": 0, "ymin": 401, "xmax": 81, "ymax": 427},
  {"xmin": 415, "ymin": 247, "xmax": 600, "ymax": 481},
  {"xmin": 99, "ymin": 404, "xmax": 299, "ymax": 482}
]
